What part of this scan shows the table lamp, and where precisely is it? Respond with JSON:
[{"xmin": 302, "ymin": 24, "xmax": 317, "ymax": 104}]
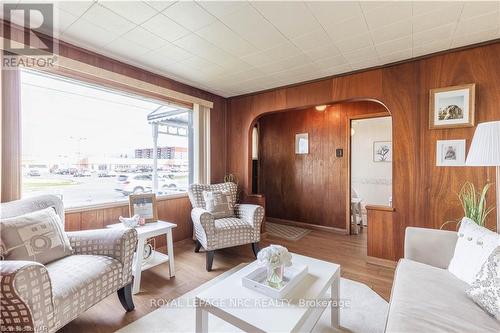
[{"xmin": 466, "ymin": 121, "xmax": 500, "ymax": 232}]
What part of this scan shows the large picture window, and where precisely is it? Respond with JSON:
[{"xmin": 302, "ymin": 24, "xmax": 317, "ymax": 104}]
[{"xmin": 20, "ymin": 69, "xmax": 192, "ymax": 208}]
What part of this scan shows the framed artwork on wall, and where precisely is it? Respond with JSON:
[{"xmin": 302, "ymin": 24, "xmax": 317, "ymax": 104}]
[
  {"xmin": 436, "ymin": 139, "xmax": 466, "ymax": 167},
  {"xmin": 429, "ymin": 83, "xmax": 475, "ymax": 129},
  {"xmin": 373, "ymin": 141, "xmax": 392, "ymax": 162},
  {"xmin": 129, "ymin": 193, "xmax": 158, "ymax": 223},
  {"xmin": 295, "ymin": 133, "xmax": 309, "ymax": 154}
]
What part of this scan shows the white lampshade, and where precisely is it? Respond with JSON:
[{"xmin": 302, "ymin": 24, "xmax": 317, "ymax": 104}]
[{"xmin": 466, "ymin": 121, "xmax": 500, "ymax": 166}]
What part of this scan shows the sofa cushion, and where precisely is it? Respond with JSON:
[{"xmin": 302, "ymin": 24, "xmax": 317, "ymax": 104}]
[
  {"xmin": 203, "ymin": 191, "xmax": 234, "ymax": 218},
  {"xmin": 45, "ymin": 255, "xmax": 123, "ymax": 328},
  {"xmin": 467, "ymin": 246, "xmax": 500, "ymax": 319},
  {"xmin": 214, "ymin": 217, "xmax": 254, "ymax": 248},
  {"xmin": 0, "ymin": 207, "xmax": 73, "ymax": 264},
  {"xmin": 386, "ymin": 259, "xmax": 500, "ymax": 333}
]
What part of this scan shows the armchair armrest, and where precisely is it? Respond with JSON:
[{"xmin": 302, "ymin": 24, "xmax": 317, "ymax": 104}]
[
  {"xmin": 191, "ymin": 208, "xmax": 216, "ymax": 249},
  {"xmin": 235, "ymin": 204, "xmax": 264, "ymax": 240},
  {"xmin": 1, "ymin": 261, "xmax": 55, "ymax": 333},
  {"xmin": 404, "ymin": 227, "xmax": 458, "ymax": 269},
  {"xmin": 66, "ymin": 228, "xmax": 137, "ymax": 286}
]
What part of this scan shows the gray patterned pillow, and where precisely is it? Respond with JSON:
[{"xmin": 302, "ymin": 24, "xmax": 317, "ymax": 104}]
[
  {"xmin": 0, "ymin": 207, "xmax": 73, "ymax": 264},
  {"xmin": 466, "ymin": 246, "xmax": 500, "ymax": 319},
  {"xmin": 202, "ymin": 191, "xmax": 234, "ymax": 219}
]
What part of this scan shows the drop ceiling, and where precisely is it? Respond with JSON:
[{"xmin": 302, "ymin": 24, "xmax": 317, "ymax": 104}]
[{"xmin": 3, "ymin": 1, "xmax": 500, "ymax": 97}]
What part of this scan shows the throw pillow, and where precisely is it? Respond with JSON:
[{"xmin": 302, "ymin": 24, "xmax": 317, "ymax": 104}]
[
  {"xmin": 466, "ymin": 246, "xmax": 500, "ymax": 319},
  {"xmin": 202, "ymin": 191, "xmax": 234, "ymax": 219},
  {"xmin": 0, "ymin": 207, "xmax": 73, "ymax": 264},
  {"xmin": 448, "ymin": 217, "xmax": 499, "ymax": 284}
]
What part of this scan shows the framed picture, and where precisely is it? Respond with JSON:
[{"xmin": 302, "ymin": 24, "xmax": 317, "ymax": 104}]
[
  {"xmin": 129, "ymin": 193, "xmax": 158, "ymax": 223},
  {"xmin": 373, "ymin": 141, "xmax": 392, "ymax": 162},
  {"xmin": 429, "ymin": 83, "xmax": 475, "ymax": 129},
  {"xmin": 295, "ymin": 133, "xmax": 309, "ymax": 154},
  {"xmin": 436, "ymin": 139, "xmax": 466, "ymax": 167}
]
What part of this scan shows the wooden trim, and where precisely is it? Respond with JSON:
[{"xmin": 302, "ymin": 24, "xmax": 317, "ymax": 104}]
[
  {"xmin": 365, "ymin": 205, "xmax": 395, "ymax": 212},
  {"xmin": 367, "ymin": 256, "xmax": 397, "ymax": 268},
  {"xmin": 64, "ymin": 192, "xmax": 188, "ymax": 214},
  {"xmin": 428, "ymin": 83, "xmax": 475, "ymax": 129},
  {"xmin": 232, "ymin": 38, "xmax": 500, "ymax": 99},
  {"xmin": 348, "ymin": 111, "xmax": 390, "ymax": 120},
  {"xmin": 266, "ymin": 217, "xmax": 348, "ymax": 235}
]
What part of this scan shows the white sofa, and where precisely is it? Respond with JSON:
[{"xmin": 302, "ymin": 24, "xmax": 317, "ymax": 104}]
[{"xmin": 385, "ymin": 227, "xmax": 500, "ymax": 332}]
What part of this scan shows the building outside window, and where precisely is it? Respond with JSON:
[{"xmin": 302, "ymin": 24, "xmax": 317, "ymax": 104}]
[{"xmin": 20, "ymin": 69, "xmax": 193, "ymax": 208}]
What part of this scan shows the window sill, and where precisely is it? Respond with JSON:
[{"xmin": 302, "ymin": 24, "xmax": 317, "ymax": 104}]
[{"xmin": 64, "ymin": 192, "xmax": 189, "ymax": 214}]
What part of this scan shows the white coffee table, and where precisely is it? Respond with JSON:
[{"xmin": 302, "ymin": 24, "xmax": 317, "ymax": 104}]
[
  {"xmin": 107, "ymin": 220, "xmax": 177, "ymax": 294},
  {"xmin": 195, "ymin": 253, "xmax": 340, "ymax": 333}
]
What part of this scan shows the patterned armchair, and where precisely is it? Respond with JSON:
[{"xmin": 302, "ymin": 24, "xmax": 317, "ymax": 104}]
[
  {"xmin": 0, "ymin": 195, "xmax": 137, "ymax": 333},
  {"xmin": 188, "ymin": 182, "xmax": 265, "ymax": 271}
]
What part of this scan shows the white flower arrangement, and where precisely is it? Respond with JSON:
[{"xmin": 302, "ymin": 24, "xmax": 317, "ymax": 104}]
[{"xmin": 257, "ymin": 245, "xmax": 292, "ymax": 268}]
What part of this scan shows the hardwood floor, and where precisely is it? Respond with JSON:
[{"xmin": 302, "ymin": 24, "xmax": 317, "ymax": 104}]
[{"xmin": 61, "ymin": 228, "xmax": 394, "ymax": 333}]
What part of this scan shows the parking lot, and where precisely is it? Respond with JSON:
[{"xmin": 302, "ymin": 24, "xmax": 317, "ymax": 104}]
[{"xmin": 22, "ymin": 171, "xmax": 188, "ymax": 208}]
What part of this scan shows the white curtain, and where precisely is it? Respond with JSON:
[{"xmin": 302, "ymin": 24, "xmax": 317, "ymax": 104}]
[{"xmin": 193, "ymin": 104, "xmax": 211, "ymax": 184}]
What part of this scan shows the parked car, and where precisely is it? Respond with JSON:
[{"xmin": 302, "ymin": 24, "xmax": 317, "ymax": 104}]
[
  {"xmin": 74, "ymin": 170, "xmax": 91, "ymax": 177},
  {"xmin": 115, "ymin": 174, "xmax": 177, "ymax": 196},
  {"xmin": 98, "ymin": 170, "xmax": 117, "ymax": 177},
  {"xmin": 27, "ymin": 169, "xmax": 40, "ymax": 176}
]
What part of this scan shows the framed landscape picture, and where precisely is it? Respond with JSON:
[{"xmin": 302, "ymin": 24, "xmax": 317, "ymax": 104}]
[
  {"xmin": 436, "ymin": 139, "xmax": 466, "ymax": 167},
  {"xmin": 373, "ymin": 141, "xmax": 392, "ymax": 162},
  {"xmin": 129, "ymin": 193, "xmax": 158, "ymax": 223},
  {"xmin": 429, "ymin": 83, "xmax": 475, "ymax": 129}
]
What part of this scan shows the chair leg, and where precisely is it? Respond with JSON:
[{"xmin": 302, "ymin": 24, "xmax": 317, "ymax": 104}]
[
  {"xmin": 195, "ymin": 240, "xmax": 202, "ymax": 253},
  {"xmin": 117, "ymin": 283, "xmax": 135, "ymax": 312},
  {"xmin": 252, "ymin": 242, "xmax": 260, "ymax": 258},
  {"xmin": 206, "ymin": 251, "xmax": 215, "ymax": 271}
]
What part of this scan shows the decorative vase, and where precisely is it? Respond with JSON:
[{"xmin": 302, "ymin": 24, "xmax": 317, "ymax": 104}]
[{"xmin": 266, "ymin": 264, "xmax": 285, "ymax": 289}]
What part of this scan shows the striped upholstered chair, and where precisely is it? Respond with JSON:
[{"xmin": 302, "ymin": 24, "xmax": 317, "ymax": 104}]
[
  {"xmin": 188, "ymin": 182, "xmax": 265, "ymax": 271},
  {"xmin": 0, "ymin": 195, "xmax": 137, "ymax": 333}
]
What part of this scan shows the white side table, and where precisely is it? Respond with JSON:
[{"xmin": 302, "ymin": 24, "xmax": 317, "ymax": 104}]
[{"xmin": 107, "ymin": 220, "xmax": 177, "ymax": 294}]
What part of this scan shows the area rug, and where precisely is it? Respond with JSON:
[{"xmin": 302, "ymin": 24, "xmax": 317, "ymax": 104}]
[
  {"xmin": 266, "ymin": 222, "xmax": 311, "ymax": 241},
  {"xmin": 118, "ymin": 264, "xmax": 388, "ymax": 333}
]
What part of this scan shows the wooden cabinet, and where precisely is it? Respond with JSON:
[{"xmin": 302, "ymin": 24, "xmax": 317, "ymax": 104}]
[{"xmin": 366, "ymin": 205, "xmax": 396, "ymax": 263}]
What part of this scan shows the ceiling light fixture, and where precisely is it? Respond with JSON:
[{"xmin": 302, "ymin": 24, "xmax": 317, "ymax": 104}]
[{"xmin": 315, "ymin": 105, "xmax": 327, "ymax": 111}]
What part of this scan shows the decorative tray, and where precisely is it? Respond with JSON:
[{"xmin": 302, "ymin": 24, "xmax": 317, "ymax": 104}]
[{"xmin": 242, "ymin": 264, "xmax": 308, "ymax": 299}]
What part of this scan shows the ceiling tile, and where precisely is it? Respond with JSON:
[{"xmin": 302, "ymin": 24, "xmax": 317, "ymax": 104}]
[
  {"xmin": 412, "ymin": 1, "xmax": 459, "ymax": 16},
  {"xmin": 196, "ymin": 0, "xmax": 247, "ymax": 18},
  {"xmin": 314, "ymin": 54, "xmax": 349, "ymax": 69},
  {"xmin": 105, "ymin": 36, "xmax": 150, "ymax": 59},
  {"xmin": 455, "ymin": 11, "xmax": 500, "ymax": 37},
  {"xmin": 123, "ymin": 26, "xmax": 166, "ymax": 50},
  {"xmin": 461, "ymin": 1, "xmax": 500, "ymax": 19},
  {"xmin": 81, "ymin": 3, "xmax": 136, "ymax": 35},
  {"xmin": 413, "ymin": 24, "xmax": 455, "ymax": 47},
  {"xmin": 251, "ymin": 1, "xmax": 322, "ymax": 39},
  {"xmin": 323, "ymin": 15, "xmax": 369, "ymax": 41},
  {"xmin": 63, "ymin": 18, "xmax": 118, "ymax": 48},
  {"xmin": 162, "ymin": 1, "xmax": 216, "ymax": 31},
  {"xmin": 350, "ymin": 57, "xmax": 382, "ymax": 71},
  {"xmin": 304, "ymin": 44, "xmax": 342, "ymax": 61},
  {"xmin": 147, "ymin": 42, "xmax": 193, "ymax": 63},
  {"xmin": 143, "ymin": 1, "xmax": 175, "ymax": 12},
  {"xmin": 291, "ymin": 29, "xmax": 332, "ymax": 52},
  {"xmin": 370, "ymin": 20, "xmax": 411, "ymax": 44},
  {"xmin": 307, "ymin": 1, "xmax": 363, "ymax": 25},
  {"xmin": 54, "ymin": 1, "xmax": 94, "ymax": 17},
  {"xmin": 379, "ymin": 48, "xmax": 412, "ymax": 64},
  {"xmin": 195, "ymin": 21, "xmax": 256, "ymax": 57},
  {"xmin": 412, "ymin": 3, "xmax": 462, "ymax": 33},
  {"xmin": 363, "ymin": 2, "xmax": 412, "ymax": 30},
  {"xmin": 141, "ymin": 13, "xmax": 189, "ymax": 42},
  {"xmin": 452, "ymin": 28, "xmax": 499, "ymax": 48},
  {"xmin": 241, "ymin": 42, "xmax": 301, "ymax": 67},
  {"xmin": 101, "ymin": 1, "xmax": 157, "ymax": 25},
  {"xmin": 413, "ymin": 39, "xmax": 452, "ymax": 57},
  {"xmin": 375, "ymin": 36, "xmax": 412, "ymax": 56},
  {"xmin": 335, "ymin": 32, "xmax": 373, "ymax": 53},
  {"xmin": 256, "ymin": 54, "xmax": 311, "ymax": 74},
  {"xmin": 359, "ymin": 1, "xmax": 392, "ymax": 13},
  {"xmin": 344, "ymin": 46, "xmax": 379, "ymax": 64},
  {"xmin": 219, "ymin": 3, "xmax": 285, "ymax": 49},
  {"xmin": 55, "ymin": 8, "xmax": 80, "ymax": 33}
]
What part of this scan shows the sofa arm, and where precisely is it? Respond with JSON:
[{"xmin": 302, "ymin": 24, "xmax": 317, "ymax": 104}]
[
  {"xmin": 66, "ymin": 228, "xmax": 137, "ymax": 286},
  {"xmin": 191, "ymin": 208, "xmax": 216, "ymax": 250},
  {"xmin": 1, "ymin": 261, "xmax": 55, "ymax": 333},
  {"xmin": 404, "ymin": 227, "xmax": 458, "ymax": 269},
  {"xmin": 235, "ymin": 204, "xmax": 264, "ymax": 240}
]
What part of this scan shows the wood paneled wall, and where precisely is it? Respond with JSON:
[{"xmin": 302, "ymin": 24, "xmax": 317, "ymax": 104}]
[
  {"xmin": 65, "ymin": 196, "xmax": 192, "ymax": 246},
  {"xmin": 258, "ymin": 102, "xmax": 387, "ymax": 230},
  {"xmin": 227, "ymin": 42, "xmax": 500, "ymax": 259}
]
